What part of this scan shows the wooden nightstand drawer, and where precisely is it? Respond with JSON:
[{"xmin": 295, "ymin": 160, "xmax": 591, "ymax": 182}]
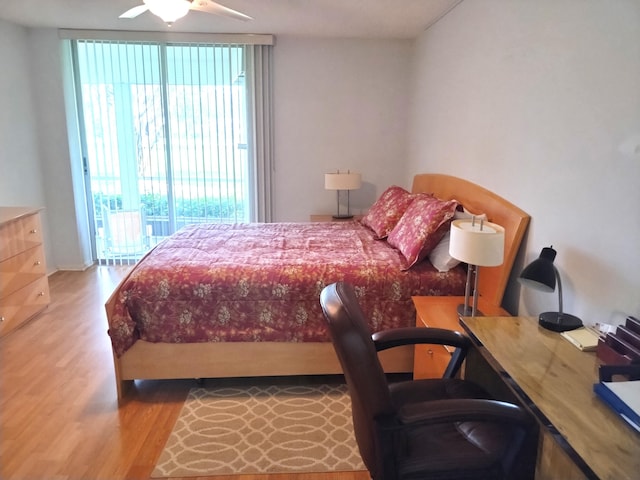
[
  {"xmin": 412, "ymin": 296, "xmax": 510, "ymax": 379},
  {"xmin": 414, "ymin": 343, "xmax": 452, "ymax": 379}
]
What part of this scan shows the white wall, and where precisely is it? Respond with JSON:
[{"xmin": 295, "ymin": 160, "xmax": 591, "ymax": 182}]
[
  {"xmin": 408, "ymin": 0, "xmax": 640, "ymax": 324},
  {"xmin": 272, "ymin": 36, "xmax": 412, "ymax": 221},
  {"xmin": 0, "ymin": 19, "xmax": 53, "ymax": 269},
  {"xmin": 0, "ymin": 20, "xmax": 41, "ymax": 204}
]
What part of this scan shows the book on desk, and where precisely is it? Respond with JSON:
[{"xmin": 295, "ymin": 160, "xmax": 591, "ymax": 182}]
[
  {"xmin": 594, "ymin": 364, "xmax": 640, "ymax": 433},
  {"xmin": 561, "ymin": 326, "xmax": 600, "ymax": 351}
]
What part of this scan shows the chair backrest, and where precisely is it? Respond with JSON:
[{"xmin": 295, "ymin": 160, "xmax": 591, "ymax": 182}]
[{"xmin": 319, "ymin": 282, "xmax": 395, "ymax": 479}]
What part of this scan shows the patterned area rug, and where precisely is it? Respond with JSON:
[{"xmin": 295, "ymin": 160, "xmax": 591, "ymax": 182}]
[{"xmin": 151, "ymin": 382, "xmax": 366, "ymax": 477}]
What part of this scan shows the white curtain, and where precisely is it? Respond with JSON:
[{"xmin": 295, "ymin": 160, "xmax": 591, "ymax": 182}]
[{"xmin": 246, "ymin": 44, "xmax": 274, "ymax": 223}]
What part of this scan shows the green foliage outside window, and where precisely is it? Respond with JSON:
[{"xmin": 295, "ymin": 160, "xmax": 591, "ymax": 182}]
[{"xmin": 94, "ymin": 193, "xmax": 244, "ymax": 221}]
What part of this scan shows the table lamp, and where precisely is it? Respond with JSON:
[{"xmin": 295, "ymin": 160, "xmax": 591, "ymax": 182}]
[
  {"xmin": 449, "ymin": 218, "xmax": 505, "ymax": 317},
  {"xmin": 324, "ymin": 171, "xmax": 361, "ymax": 219},
  {"xmin": 518, "ymin": 246, "xmax": 583, "ymax": 332}
]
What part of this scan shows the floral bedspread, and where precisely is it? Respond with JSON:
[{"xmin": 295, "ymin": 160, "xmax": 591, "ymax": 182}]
[{"xmin": 107, "ymin": 222, "xmax": 466, "ymax": 356}]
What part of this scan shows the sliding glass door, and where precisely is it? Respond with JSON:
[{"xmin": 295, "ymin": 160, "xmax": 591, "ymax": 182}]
[{"xmin": 73, "ymin": 40, "xmax": 252, "ymax": 263}]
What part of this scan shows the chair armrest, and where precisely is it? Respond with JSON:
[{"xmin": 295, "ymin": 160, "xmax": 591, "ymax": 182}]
[
  {"xmin": 373, "ymin": 327, "xmax": 471, "ymax": 378},
  {"xmin": 396, "ymin": 398, "xmax": 532, "ymax": 428},
  {"xmin": 372, "ymin": 327, "xmax": 471, "ymax": 352}
]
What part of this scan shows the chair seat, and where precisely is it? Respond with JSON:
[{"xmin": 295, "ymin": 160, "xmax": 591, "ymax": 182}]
[
  {"xmin": 400, "ymin": 421, "xmax": 510, "ymax": 480},
  {"xmin": 390, "ymin": 378, "xmax": 517, "ymax": 480}
]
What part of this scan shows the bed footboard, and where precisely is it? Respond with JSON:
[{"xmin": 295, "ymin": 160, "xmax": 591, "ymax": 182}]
[{"xmin": 113, "ymin": 340, "xmax": 414, "ymax": 401}]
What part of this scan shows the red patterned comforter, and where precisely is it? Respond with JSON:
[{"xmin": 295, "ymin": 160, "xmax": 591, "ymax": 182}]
[{"xmin": 107, "ymin": 222, "xmax": 465, "ymax": 356}]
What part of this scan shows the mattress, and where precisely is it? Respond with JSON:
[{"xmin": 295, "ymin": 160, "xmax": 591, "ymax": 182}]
[{"xmin": 107, "ymin": 221, "xmax": 466, "ymax": 356}]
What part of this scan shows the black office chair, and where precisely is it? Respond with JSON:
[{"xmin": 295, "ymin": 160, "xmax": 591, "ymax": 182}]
[{"xmin": 320, "ymin": 281, "xmax": 535, "ymax": 480}]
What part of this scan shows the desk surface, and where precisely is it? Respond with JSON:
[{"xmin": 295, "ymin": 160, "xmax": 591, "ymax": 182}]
[{"xmin": 461, "ymin": 315, "xmax": 640, "ymax": 480}]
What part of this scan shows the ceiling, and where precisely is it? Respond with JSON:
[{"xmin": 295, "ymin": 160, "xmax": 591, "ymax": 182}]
[{"xmin": 0, "ymin": 0, "xmax": 463, "ymax": 39}]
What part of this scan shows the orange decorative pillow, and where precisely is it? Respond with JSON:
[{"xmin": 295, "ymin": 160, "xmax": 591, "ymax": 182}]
[
  {"xmin": 387, "ymin": 196, "xmax": 458, "ymax": 269},
  {"xmin": 360, "ymin": 186, "xmax": 418, "ymax": 239}
]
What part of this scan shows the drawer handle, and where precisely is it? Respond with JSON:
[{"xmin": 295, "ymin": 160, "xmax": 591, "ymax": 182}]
[
  {"xmin": 427, "ymin": 349, "xmax": 434, "ymax": 357},
  {"xmin": 38, "ymin": 291, "xmax": 45, "ymax": 297},
  {"xmin": 34, "ymin": 260, "xmax": 41, "ymax": 266},
  {"xmin": 0, "ymin": 316, "xmax": 4, "ymax": 322},
  {"xmin": 30, "ymin": 229, "xmax": 38, "ymax": 234}
]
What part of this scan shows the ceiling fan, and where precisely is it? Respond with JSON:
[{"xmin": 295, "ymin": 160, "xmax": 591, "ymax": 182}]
[{"xmin": 120, "ymin": 0, "xmax": 252, "ymax": 25}]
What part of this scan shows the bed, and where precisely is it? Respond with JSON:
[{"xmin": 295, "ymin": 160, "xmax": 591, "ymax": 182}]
[{"xmin": 106, "ymin": 174, "xmax": 530, "ymax": 400}]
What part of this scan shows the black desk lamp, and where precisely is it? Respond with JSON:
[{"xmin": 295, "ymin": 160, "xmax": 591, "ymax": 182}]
[{"xmin": 518, "ymin": 246, "xmax": 583, "ymax": 332}]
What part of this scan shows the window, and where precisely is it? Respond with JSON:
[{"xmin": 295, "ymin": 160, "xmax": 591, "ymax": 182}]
[{"xmin": 67, "ymin": 32, "xmax": 273, "ymax": 264}]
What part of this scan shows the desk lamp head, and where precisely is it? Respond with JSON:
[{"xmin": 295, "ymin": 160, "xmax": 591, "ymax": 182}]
[{"xmin": 519, "ymin": 246, "xmax": 583, "ymax": 332}]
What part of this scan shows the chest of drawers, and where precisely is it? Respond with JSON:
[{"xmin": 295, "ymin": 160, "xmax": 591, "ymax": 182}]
[{"xmin": 0, "ymin": 207, "xmax": 50, "ymax": 337}]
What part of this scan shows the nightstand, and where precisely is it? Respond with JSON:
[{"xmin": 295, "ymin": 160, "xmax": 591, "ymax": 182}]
[
  {"xmin": 412, "ymin": 296, "xmax": 510, "ymax": 379},
  {"xmin": 309, "ymin": 214, "xmax": 363, "ymax": 222}
]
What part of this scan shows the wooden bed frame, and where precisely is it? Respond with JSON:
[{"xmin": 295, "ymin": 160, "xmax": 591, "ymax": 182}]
[{"xmin": 106, "ymin": 174, "xmax": 530, "ymax": 401}]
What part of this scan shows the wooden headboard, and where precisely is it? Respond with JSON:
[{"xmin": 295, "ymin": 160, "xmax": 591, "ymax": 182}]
[{"xmin": 411, "ymin": 174, "xmax": 530, "ymax": 307}]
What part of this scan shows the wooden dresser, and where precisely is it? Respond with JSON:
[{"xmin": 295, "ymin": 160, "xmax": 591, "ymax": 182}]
[{"xmin": 0, "ymin": 207, "xmax": 50, "ymax": 337}]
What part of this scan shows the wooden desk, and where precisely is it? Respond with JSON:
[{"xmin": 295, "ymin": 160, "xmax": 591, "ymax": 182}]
[{"xmin": 461, "ymin": 315, "xmax": 640, "ymax": 480}]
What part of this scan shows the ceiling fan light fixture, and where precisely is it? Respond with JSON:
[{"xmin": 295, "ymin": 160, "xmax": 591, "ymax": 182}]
[{"xmin": 145, "ymin": 0, "xmax": 191, "ymax": 24}]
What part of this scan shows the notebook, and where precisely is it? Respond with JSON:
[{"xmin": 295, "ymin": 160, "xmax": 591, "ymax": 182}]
[
  {"xmin": 561, "ymin": 327, "xmax": 600, "ymax": 351},
  {"xmin": 593, "ymin": 380, "xmax": 640, "ymax": 432}
]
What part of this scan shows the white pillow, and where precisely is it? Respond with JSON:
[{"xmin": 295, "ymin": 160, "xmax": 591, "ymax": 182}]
[{"xmin": 428, "ymin": 208, "xmax": 488, "ymax": 272}]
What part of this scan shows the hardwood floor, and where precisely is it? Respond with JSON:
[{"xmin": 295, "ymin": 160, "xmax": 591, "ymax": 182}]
[{"xmin": 0, "ymin": 266, "xmax": 369, "ymax": 480}]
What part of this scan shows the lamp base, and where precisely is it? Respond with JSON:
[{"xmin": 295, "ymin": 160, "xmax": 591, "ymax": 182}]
[
  {"xmin": 538, "ymin": 312, "xmax": 583, "ymax": 332},
  {"xmin": 457, "ymin": 304, "xmax": 484, "ymax": 317},
  {"xmin": 332, "ymin": 214, "xmax": 354, "ymax": 219}
]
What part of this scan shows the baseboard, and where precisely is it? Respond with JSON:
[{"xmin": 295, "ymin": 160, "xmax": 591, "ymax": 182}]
[{"xmin": 51, "ymin": 261, "xmax": 95, "ymax": 273}]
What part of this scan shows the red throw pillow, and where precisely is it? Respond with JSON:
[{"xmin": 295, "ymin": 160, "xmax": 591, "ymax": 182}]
[
  {"xmin": 387, "ymin": 196, "xmax": 458, "ymax": 269},
  {"xmin": 361, "ymin": 186, "xmax": 429, "ymax": 239}
]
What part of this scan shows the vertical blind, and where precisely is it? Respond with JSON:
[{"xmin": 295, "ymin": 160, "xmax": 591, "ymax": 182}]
[{"xmin": 68, "ymin": 32, "xmax": 273, "ymax": 264}]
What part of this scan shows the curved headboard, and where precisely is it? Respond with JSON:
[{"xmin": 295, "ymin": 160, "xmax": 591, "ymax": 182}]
[{"xmin": 411, "ymin": 174, "xmax": 530, "ymax": 307}]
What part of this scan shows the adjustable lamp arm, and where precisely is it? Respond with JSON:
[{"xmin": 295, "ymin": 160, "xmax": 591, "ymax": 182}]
[{"xmin": 554, "ymin": 267, "xmax": 564, "ymax": 314}]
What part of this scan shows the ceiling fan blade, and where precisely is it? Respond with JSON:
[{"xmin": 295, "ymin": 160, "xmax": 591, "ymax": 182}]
[
  {"xmin": 119, "ymin": 4, "xmax": 150, "ymax": 19},
  {"xmin": 190, "ymin": 0, "xmax": 252, "ymax": 21}
]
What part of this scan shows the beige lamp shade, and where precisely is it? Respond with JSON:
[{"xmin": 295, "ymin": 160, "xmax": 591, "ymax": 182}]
[
  {"xmin": 324, "ymin": 172, "xmax": 362, "ymax": 191},
  {"xmin": 449, "ymin": 219, "xmax": 505, "ymax": 267}
]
